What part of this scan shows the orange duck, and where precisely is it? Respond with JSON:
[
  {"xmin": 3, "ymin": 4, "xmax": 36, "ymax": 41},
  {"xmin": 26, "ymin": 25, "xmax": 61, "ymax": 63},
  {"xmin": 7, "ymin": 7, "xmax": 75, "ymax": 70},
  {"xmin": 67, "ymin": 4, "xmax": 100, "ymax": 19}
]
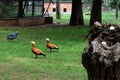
[
  {"xmin": 46, "ymin": 38, "xmax": 59, "ymax": 52},
  {"xmin": 31, "ymin": 41, "xmax": 46, "ymax": 59}
]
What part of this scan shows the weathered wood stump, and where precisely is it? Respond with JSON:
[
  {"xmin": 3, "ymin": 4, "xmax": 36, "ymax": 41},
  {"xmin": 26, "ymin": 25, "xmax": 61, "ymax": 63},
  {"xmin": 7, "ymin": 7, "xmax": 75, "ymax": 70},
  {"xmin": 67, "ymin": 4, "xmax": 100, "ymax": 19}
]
[{"xmin": 82, "ymin": 22, "xmax": 120, "ymax": 80}]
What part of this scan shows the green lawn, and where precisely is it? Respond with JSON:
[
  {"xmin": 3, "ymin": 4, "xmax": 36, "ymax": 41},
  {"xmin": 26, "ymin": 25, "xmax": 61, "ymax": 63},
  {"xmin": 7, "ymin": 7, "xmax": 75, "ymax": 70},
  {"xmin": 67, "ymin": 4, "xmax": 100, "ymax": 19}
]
[
  {"xmin": 0, "ymin": 26, "xmax": 89, "ymax": 80},
  {"xmin": 53, "ymin": 11, "xmax": 120, "ymax": 25}
]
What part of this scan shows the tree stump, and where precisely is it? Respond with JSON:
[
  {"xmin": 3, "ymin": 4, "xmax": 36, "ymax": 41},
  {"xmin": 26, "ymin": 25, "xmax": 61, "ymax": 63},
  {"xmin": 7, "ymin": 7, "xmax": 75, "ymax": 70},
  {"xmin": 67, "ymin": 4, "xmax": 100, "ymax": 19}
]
[{"xmin": 82, "ymin": 22, "xmax": 120, "ymax": 80}]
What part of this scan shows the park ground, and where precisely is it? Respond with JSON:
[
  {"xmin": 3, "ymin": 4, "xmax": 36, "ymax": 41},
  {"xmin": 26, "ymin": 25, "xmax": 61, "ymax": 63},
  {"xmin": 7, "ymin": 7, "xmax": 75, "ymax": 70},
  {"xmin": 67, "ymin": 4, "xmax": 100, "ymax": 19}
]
[{"xmin": 0, "ymin": 11, "xmax": 120, "ymax": 80}]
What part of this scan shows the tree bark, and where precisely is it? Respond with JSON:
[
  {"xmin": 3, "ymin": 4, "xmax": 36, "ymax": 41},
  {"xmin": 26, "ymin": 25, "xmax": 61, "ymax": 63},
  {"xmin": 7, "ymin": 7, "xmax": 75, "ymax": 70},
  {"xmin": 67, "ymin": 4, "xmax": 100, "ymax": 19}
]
[
  {"xmin": 115, "ymin": 0, "xmax": 119, "ymax": 19},
  {"xmin": 56, "ymin": 0, "xmax": 61, "ymax": 19},
  {"xmin": 82, "ymin": 22, "xmax": 120, "ymax": 80},
  {"xmin": 90, "ymin": 0, "xmax": 102, "ymax": 26},
  {"xmin": 69, "ymin": 0, "xmax": 84, "ymax": 25},
  {"xmin": 18, "ymin": 0, "xmax": 24, "ymax": 17},
  {"xmin": 32, "ymin": 0, "xmax": 35, "ymax": 17}
]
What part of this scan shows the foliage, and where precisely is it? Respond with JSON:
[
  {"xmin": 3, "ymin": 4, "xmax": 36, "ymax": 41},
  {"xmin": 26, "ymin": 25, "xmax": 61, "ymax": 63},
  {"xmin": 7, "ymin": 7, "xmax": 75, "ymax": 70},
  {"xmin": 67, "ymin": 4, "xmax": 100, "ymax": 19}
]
[
  {"xmin": 84, "ymin": 0, "xmax": 120, "ymax": 9},
  {"xmin": 83, "ymin": 0, "xmax": 92, "ymax": 4},
  {"xmin": 107, "ymin": 0, "xmax": 120, "ymax": 9},
  {"xmin": 0, "ymin": 2, "xmax": 18, "ymax": 18}
]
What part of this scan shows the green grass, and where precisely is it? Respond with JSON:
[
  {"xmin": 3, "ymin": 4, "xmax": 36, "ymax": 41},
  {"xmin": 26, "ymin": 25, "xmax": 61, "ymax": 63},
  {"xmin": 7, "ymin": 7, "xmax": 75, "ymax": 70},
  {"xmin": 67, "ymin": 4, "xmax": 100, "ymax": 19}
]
[
  {"xmin": 53, "ymin": 11, "xmax": 120, "ymax": 25},
  {"xmin": 0, "ymin": 26, "xmax": 89, "ymax": 80}
]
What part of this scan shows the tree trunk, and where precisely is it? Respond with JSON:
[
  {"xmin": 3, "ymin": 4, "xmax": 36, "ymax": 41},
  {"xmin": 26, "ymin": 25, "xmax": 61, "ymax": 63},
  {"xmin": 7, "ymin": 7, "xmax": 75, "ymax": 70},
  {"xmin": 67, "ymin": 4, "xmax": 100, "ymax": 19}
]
[
  {"xmin": 32, "ymin": 0, "xmax": 35, "ymax": 17},
  {"xmin": 56, "ymin": 0, "xmax": 61, "ymax": 19},
  {"xmin": 69, "ymin": 0, "xmax": 84, "ymax": 25},
  {"xmin": 18, "ymin": 0, "xmax": 24, "ymax": 17},
  {"xmin": 90, "ymin": 0, "xmax": 102, "ymax": 26},
  {"xmin": 82, "ymin": 22, "xmax": 120, "ymax": 80},
  {"xmin": 115, "ymin": 0, "xmax": 119, "ymax": 19}
]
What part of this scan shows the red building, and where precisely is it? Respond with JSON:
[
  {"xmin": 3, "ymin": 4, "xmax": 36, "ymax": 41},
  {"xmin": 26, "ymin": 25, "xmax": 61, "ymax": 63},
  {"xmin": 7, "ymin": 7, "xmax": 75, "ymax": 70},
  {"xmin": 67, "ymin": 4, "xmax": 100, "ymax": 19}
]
[{"xmin": 44, "ymin": 2, "xmax": 72, "ymax": 14}]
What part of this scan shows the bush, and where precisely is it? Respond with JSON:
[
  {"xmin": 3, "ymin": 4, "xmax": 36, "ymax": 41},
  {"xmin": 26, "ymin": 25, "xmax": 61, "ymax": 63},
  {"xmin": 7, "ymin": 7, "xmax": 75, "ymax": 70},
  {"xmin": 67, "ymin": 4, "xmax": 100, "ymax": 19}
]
[{"xmin": 0, "ymin": 2, "xmax": 18, "ymax": 18}]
